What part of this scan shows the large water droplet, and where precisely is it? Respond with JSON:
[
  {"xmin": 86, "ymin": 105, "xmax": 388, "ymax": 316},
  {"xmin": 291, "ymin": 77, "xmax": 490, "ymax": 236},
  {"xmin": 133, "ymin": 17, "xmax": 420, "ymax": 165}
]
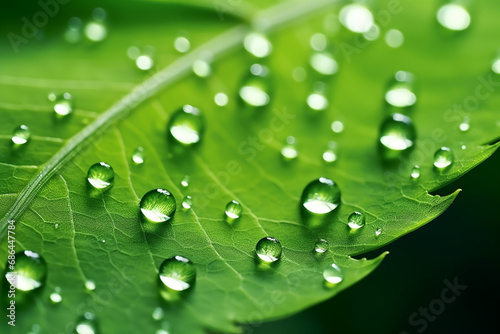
[
  {"xmin": 224, "ymin": 200, "xmax": 242, "ymax": 220},
  {"xmin": 87, "ymin": 162, "xmax": 114, "ymax": 192},
  {"xmin": 339, "ymin": 4, "xmax": 375, "ymax": 33},
  {"xmin": 140, "ymin": 189, "xmax": 176, "ymax": 223},
  {"xmin": 256, "ymin": 237, "xmax": 282, "ymax": 263},
  {"xmin": 385, "ymin": 71, "xmax": 416, "ymax": 110},
  {"xmin": 159, "ymin": 256, "xmax": 196, "ymax": 292},
  {"xmin": 182, "ymin": 195, "xmax": 193, "ymax": 210},
  {"xmin": 437, "ymin": 3, "xmax": 471, "ymax": 31},
  {"xmin": 239, "ymin": 64, "xmax": 271, "ymax": 108},
  {"xmin": 84, "ymin": 8, "xmax": 107, "ymax": 42},
  {"xmin": 281, "ymin": 136, "xmax": 298, "ymax": 160},
  {"xmin": 385, "ymin": 29, "xmax": 404, "ymax": 48},
  {"xmin": 348, "ymin": 211, "xmax": 365, "ymax": 229},
  {"xmin": 301, "ymin": 177, "xmax": 341, "ymax": 214},
  {"xmin": 12, "ymin": 125, "xmax": 31, "ymax": 145},
  {"xmin": 433, "ymin": 147, "xmax": 454, "ymax": 170},
  {"xmin": 132, "ymin": 147, "xmax": 145, "ymax": 165},
  {"xmin": 379, "ymin": 113, "xmax": 416, "ymax": 157},
  {"xmin": 323, "ymin": 263, "xmax": 344, "ymax": 285},
  {"xmin": 167, "ymin": 105, "xmax": 204, "ymax": 145},
  {"xmin": 310, "ymin": 52, "xmax": 338, "ymax": 76},
  {"xmin": 244, "ymin": 32, "xmax": 272, "ymax": 58},
  {"xmin": 76, "ymin": 312, "xmax": 98, "ymax": 334},
  {"xmin": 52, "ymin": 93, "xmax": 74, "ymax": 117},
  {"xmin": 4, "ymin": 250, "xmax": 47, "ymax": 292},
  {"xmin": 314, "ymin": 239, "xmax": 329, "ymax": 253}
]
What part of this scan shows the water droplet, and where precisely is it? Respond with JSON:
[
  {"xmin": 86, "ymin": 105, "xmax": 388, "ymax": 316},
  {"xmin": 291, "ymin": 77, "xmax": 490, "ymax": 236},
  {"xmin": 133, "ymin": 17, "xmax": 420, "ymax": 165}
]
[
  {"xmin": 53, "ymin": 93, "xmax": 74, "ymax": 117},
  {"xmin": 307, "ymin": 91, "xmax": 329, "ymax": 111},
  {"xmin": 339, "ymin": 4, "xmax": 374, "ymax": 33},
  {"xmin": 310, "ymin": 33, "xmax": 328, "ymax": 51},
  {"xmin": 461, "ymin": 144, "xmax": 467, "ymax": 150},
  {"xmin": 331, "ymin": 121, "xmax": 344, "ymax": 133},
  {"xmin": 140, "ymin": 189, "xmax": 176, "ymax": 223},
  {"xmin": 214, "ymin": 92, "xmax": 228, "ymax": 106},
  {"xmin": 174, "ymin": 36, "xmax": 190, "ymax": 53},
  {"xmin": 50, "ymin": 291, "xmax": 62, "ymax": 303},
  {"xmin": 411, "ymin": 165, "xmax": 421, "ymax": 179},
  {"xmin": 363, "ymin": 24, "xmax": 380, "ymax": 41},
  {"xmin": 375, "ymin": 227, "xmax": 382, "ymax": 237},
  {"xmin": 244, "ymin": 32, "xmax": 272, "ymax": 58},
  {"xmin": 167, "ymin": 105, "xmax": 204, "ymax": 145},
  {"xmin": 84, "ymin": 8, "xmax": 107, "ymax": 42},
  {"xmin": 76, "ymin": 312, "xmax": 98, "ymax": 334},
  {"xmin": 159, "ymin": 256, "xmax": 196, "ymax": 292},
  {"xmin": 348, "ymin": 211, "xmax": 365, "ymax": 229},
  {"xmin": 314, "ymin": 239, "xmax": 329, "ymax": 253},
  {"xmin": 64, "ymin": 17, "xmax": 82, "ymax": 43},
  {"xmin": 492, "ymin": 54, "xmax": 500, "ymax": 74},
  {"xmin": 292, "ymin": 67, "xmax": 307, "ymax": 82},
  {"xmin": 379, "ymin": 113, "xmax": 416, "ymax": 156},
  {"xmin": 255, "ymin": 237, "xmax": 282, "ymax": 263},
  {"xmin": 87, "ymin": 162, "xmax": 114, "ymax": 192},
  {"xmin": 224, "ymin": 200, "xmax": 242, "ymax": 220},
  {"xmin": 301, "ymin": 177, "xmax": 341, "ymax": 214},
  {"xmin": 459, "ymin": 117, "xmax": 470, "ymax": 132},
  {"xmin": 322, "ymin": 141, "xmax": 338, "ymax": 164},
  {"xmin": 192, "ymin": 59, "xmax": 211, "ymax": 78},
  {"xmin": 136, "ymin": 55, "xmax": 154, "ymax": 71},
  {"xmin": 310, "ymin": 52, "xmax": 338, "ymax": 76},
  {"xmin": 239, "ymin": 64, "xmax": 271, "ymax": 108},
  {"xmin": 85, "ymin": 280, "xmax": 96, "ymax": 291},
  {"xmin": 127, "ymin": 46, "xmax": 141, "ymax": 60},
  {"xmin": 54, "ymin": 223, "xmax": 59, "ymax": 229},
  {"xmin": 182, "ymin": 195, "xmax": 193, "ymax": 210},
  {"xmin": 12, "ymin": 125, "xmax": 31, "ymax": 145},
  {"xmin": 281, "ymin": 136, "xmax": 298, "ymax": 160},
  {"xmin": 152, "ymin": 307, "xmax": 164, "ymax": 320},
  {"xmin": 132, "ymin": 147, "xmax": 145, "ymax": 165},
  {"xmin": 385, "ymin": 71, "xmax": 416, "ymax": 110},
  {"xmin": 385, "ymin": 29, "xmax": 404, "ymax": 48},
  {"xmin": 433, "ymin": 147, "xmax": 454, "ymax": 170},
  {"xmin": 4, "ymin": 250, "xmax": 47, "ymax": 291},
  {"xmin": 323, "ymin": 263, "xmax": 344, "ymax": 284},
  {"xmin": 437, "ymin": 3, "xmax": 470, "ymax": 31},
  {"xmin": 180, "ymin": 175, "xmax": 189, "ymax": 188}
]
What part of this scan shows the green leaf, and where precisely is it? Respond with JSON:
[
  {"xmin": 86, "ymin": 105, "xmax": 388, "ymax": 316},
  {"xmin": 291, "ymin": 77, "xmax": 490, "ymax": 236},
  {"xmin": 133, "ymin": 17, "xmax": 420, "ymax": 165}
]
[{"xmin": 1, "ymin": 0, "xmax": 499, "ymax": 333}]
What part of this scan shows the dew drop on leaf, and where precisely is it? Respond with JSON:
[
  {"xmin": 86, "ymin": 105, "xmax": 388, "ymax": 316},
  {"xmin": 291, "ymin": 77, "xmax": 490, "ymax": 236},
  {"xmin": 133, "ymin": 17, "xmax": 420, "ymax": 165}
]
[
  {"xmin": 192, "ymin": 59, "xmax": 211, "ymax": 78},
  {"xmin": 50, "ymin": 291, "xmax": 62, "ymax": 304},
  {"xmin": 310, "ymin": 33, "xmax": 328, "ymax": 51},
  {"xmin": 53, "ymin": 93, "xmax": 74, "ymax": 117},
  {"xmin": 181, "ymin": 195, "xmax": 193, "ymax": 210},
  {"xmin": 159, "ymin": 256, "xmax": 197, "ymax": 292},
  {"xmin": 244, "ymin": 32, "xmax": 272, "ymax": 58},
  {"xmin": 331, "ymin": 120, "xmax": 344, "ymax": 133},
  {"xmin": 323, "ymin": 263, "xmax": 344, "ymax": 285},
  {"xmin": 310, "ymin": 52, "xmax": 338, "ymax": 76},
  {"xmin": 224, "ymin": 200, "xmax": 242, "ymax": 220},
  {"xmin": 152, "ymin": 307, "xmax": 164, "ymax": 321},
  {"xmin": 76, "ymin": 312, "xmax": 98, "ymax": 334},
  {"xmin": 301, "ymin": 177, "xmax": 341, "ymax": 214},
  {"xmin": 136, "ymin": 54, "xmax": 154, "ymax": 71},
  {"xmin": 132, "ymin": 147, "xmax": 145, "ymax": 165},
  {"xmin": 180, "ymin": 175, "xmax": 189, "ymax": 188},
  {"xmin": 84, "ymin": 8, "xmax": 108, "ymax": 42},
  {"xmin": 385, "ymin": 71, "xmax": 417, "ymax": 111},
  {"xmin": 437, "ymin": 3, "xmax": 471, "ymax": 31},
  {"xmin": 255, "ymin": 237, "xmax": 282, "ymax": 263},
  {"xmin": 322, "ymin": 141, "xmax": 338, "ymax": 164},
  {"xmin": 459, "ymin": 117, "xmax": 470, "ymax": 132},
  {"xmin": 433, "ymin": 147, "xmax": 454, "ymax": 170},
  {"xmin": 339, "ymin": 4, "xmax": 374, "ymax": 33},
  {"xmin": 87, "ymin": 162, "xmax": 114, "ymax": 192},
  {"xmin": 307, "ymin": 91, "xmax": 329, "ymax": 111},
  {"xmin": 375, "ymin": 227, "xmax": 382, "ymax": 237},
  {"xmin": 411, "ymin": 165, "xmax": 421, "ymax": 179},
  {"xmin": 85, "ymin": 280, "xmax": 96, "ymax": 291},
  {"xmin": 385, "ymin": 29, "xmax": 404, "ymax": 48},
  {"xmin": 139, "ymin": 189, "xmax": 176, "ymax": 223},
  {"xmin": 379, "ymin": 113, "xmax": 416, "ymax": 157},
  {"xmin": 167, "ymin": 105, "xmax": 204, "ymax": 145},
  {"xmin": 239, "ymin": 64, "xmax": 271, "ymax": 108},
  {"xmin": 4, "ymin": 250, "xmax": 47, "ymax": 292},
  {"xmin": 214, "ymin": 92, "xmax": 228, "ymax": 106},
  {"xmin": 348, "ymin": 211, "xmax": 365, "ymax": 230},
  {"xmin": 64, "ymin": 17, "xmax": 82, "ymax": 43},
  {"xmin": 174, "ymin": 36, "xmax": 190, "ymax": 53},
  {"xmin": 314, "ymin": 239, "xmax": 329, "ymax": 253},
  {"xmin": 281, "ymin": 136, "xmax": 298, "ymax": 160},
  {"xmin": 11, "ymin": 124, "xmax": 31, "ymax": 145}
]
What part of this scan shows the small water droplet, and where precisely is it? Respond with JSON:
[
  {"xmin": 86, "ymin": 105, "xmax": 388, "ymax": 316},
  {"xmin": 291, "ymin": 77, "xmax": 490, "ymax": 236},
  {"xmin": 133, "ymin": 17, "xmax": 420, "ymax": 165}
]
[
  {"xmin": 53, "ymin": 93, "xmax": 74, "ymax": 117},
  {"xmin": 492, "ymin": 53, "xmax": 500, "ymax": 74},
  {"xmin": 84, "ymin": 8, "xmax": 107, "ymax": 42},
  {"xmin": 339, "ymin": 4, "xmax": 374, "ymax": 33},
  {"xmin": 310, "ymin": 33, "xmax": 328, "ymax": 51},
  {"xmin": 307, "ymin": 91, "xmax": 329, "ymax": 111},
  {"xmin": 174, "ymin": 36, "xmax": 190, "ymax": 53},
  {"xmin": 385, "ymin": 29, "xmax": 404, "ymax": 48},
  {"xmin": 140, "ymin": 189, "xmax": 176, "ymax": 223},
  {"xmin": 85, "ymin": 280, "xmax": 96, "ymax": 291},
  {"xmin": 310, "ymin": 52, "xmax": 338, "ymax": 76},
  {"xmin": 314, "ymin": 239, "xmax": 329, "ymax": 253},
  {"xmin": 322, "ymin": 141, "xmax": 338, "ymax": 164},
  {"xmin": 50, "ymin": 291, "xmax": 62, "ymax": 303},
  {"xmin": 54, "ymin": 223, "xmax": 59, "ymax": 229},
  {"xmin": 411, "ymin": 165, "xmax": 421, "ymax": 179},
  {"xmin": 239, "ymin": 64, "xmax": 271, "ymax": 108},
  {"xmin": 136, "ymin": 54, "xmax": 154, "ymax": 71},
  {"xmin": 167, "ymin": 105, "xmax": 204, "ymax": 145},
  {"xmin": 180, "ymin": 175, "xmax": 189, "ymax": 188},
  {"xmin": 375, "ymin": 227, "xmax": 382, "ymax": 237},
  {"xmin": 331, "ymin": 121, "xmax": 344, "ymax": 133},
  {"xmin": 348, "ymin": 211, "xmax": 365, "ymax": 229},
  {"xmin": 132, "ymin": 147, "xmax": 145, "ymax": 165},
  {"xmin": 4, "ymin": 250, "xmax": 47, "ymax": 291},
  {"xmin": 379, "ymin": 113, "xmax": 416, "ymax": 157},
  {"xmin": 64, "ymin": 17, "xmax": 82, "ymax": 43},
  {"xmin": 385, "ymin": 71, "xmax": 416, "ymax": 110},
  {"xmin": 224, "ymin": 200, "xmax": 242, "ymax": 220},
  {"xmin": 244, "ymin": 32, "xmax": 272, "ymax": 58},
  {"xmin": 152, "ymin": 307, "xmax": 164, "ymax": 321},
  {"xmin": 433, "ymin": 147, "xmax": 454, "ymax": 170},
  {"xmin": 76, "ymin": 312, "xmax": 98, "ymax": 334},
  {"xmin": 214, "ymin": 92, "xmax": 228, "ymax": 106},
  {"xmin": 301, "ymin": 177, "xmax": 341, "ymax": 214},
  {"xmin": 459, "ymin": 117, "xmax": 470, "ymax": 132},
  {"xmin": 87, "ymin": 162, "xmax": 114, "ymax": 192},
  {"xmin": 281, "ymin": 136, "xmax": 298, "ymax": 160},
  {"xmin": 256, "ymin": 237, "xmax": 282, "ymax": 263},
  {"xmin": 292, "ymin": 67, "xmax": 307, "ymax": 82},
  {"xmin": 437, "ymin": 3, "xmax": 470, "ymax": 31},
  {"xmin": 461, "ymin": 144, "xmax": 467, "ymax": 150},
  {"xmin": 363, "ymin": 24, "xmax": 380, "ymax": 41},
  {"xmin": 159, "ymin": 256, "xmax": 196, "ymax": 292},
  {"xmin": 323, "ymin": 263, "xmax": 344, "ymax": 285},
  {"xmin": 12, "ymin": 125, "xmax": 31, "ymax": 145},
  {"xmin": 182, "ymin": 195, "xmax": 193, "ymax": 210},
  {"xmin": 192, "ymin": 59, "xmax": 211, "ymax": 78},
  {"xmin": 127, "ymin": 45, "xmax": 141, "ymax": 60}
]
